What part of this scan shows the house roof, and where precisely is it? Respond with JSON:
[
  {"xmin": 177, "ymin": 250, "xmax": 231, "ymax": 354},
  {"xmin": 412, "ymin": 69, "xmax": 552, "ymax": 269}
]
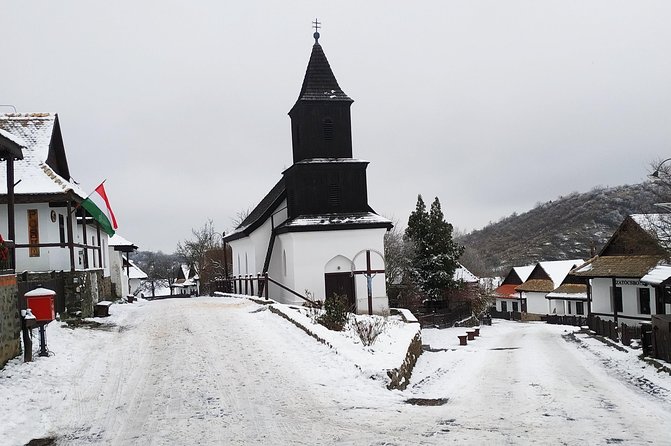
[
  {"xmin": 123, "ymin": 256, "xmax": 148, "ymax": 280},
  {"xmin": 514, "ymin": 265, "xmax": 535, "ymax": 282},
  {"xmin": 515, "ymin": 259, "xmax": 583, "ymax": 293},
  {"xmin": 454, "ymin": 263, "xmax": 479, "ymax": 283},
  {"xmin": 0, "ymin": 128, "xmax": 25, "ymax": 159},
  {"xmin": 572, "ymin": 255, "xmax": 664, "ymax": 278},
  {"xmin": 224, "ymin": 178, "xmax": 287, "ymax": 242},
  {"xmin": 0, "ymin": 113, "xmax": 86, "ymax": 199},
  {"xmin": 640, "ymin": 263, "xmax": 671, "ymax": 285},
  {"xmin": 494, "ymin": 283, "xmax": 521, "ymax": 299},
  {"xmin": 293, "ymin": 43, "xmax": 353, "ymax": 104},
  {"xmin": 546, "ymin": 283, "xmax": 588, "ymax": 300},
  {"xmin": 516, "ymin": 279, "xmax": 556, "ymax": 293},
  {"xmin": 109, "ymin": 234, "xmax": 138, "ymax": 250}
]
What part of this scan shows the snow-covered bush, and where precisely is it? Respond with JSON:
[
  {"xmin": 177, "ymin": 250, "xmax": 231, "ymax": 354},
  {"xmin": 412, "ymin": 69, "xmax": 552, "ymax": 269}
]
[{"xmin": 350, "ymin": 316, "xmax": 389, "ymax": 346}]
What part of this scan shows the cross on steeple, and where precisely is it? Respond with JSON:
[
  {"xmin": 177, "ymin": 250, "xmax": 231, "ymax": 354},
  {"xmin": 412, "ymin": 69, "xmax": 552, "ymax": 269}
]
[{"xmin": 312, "ymin": 18, "xmax": 321, "ymax": 43}]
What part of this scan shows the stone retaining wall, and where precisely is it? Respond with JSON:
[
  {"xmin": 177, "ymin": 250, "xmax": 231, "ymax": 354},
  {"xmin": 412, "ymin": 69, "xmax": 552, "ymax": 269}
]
[
  {"xmin": 386, "ymin": 330, "xmax": 423, "ymax": 390},
  {"xmin": 0, "ymin": 274, "xmax": 20, "ymax": 368}
]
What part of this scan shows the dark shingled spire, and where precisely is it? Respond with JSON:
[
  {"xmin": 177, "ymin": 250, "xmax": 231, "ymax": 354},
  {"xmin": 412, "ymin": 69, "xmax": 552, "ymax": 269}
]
[{"xmin": 295, "ymin": 43, "xmax": 353, "ymax": 103}]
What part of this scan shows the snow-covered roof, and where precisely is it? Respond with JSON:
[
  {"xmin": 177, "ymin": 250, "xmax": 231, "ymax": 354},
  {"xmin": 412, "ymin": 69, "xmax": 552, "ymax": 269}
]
[
  {"xmin": 123, "ymin": 257, "xmax": 148, "ymax": 280},
  {"xmin": 513, "ymin": 265, "xmax": 535, "ymax": 282},
  {"xmin": 641, "ymin": 263, "xmax": 671, "ymax": 285},
  {"xmin": 0, "ymin": 113, "xmax": 87, "ymax": 198},
  {"xmin": 0, "ymin": 128, "xmax": 26, "ymax": 148},
  {"xmin": 538, "ymin": 259, "xmax": 585, "ymax": 288},
  {"xmin": 283, "ymin": 212, "xmax": 392, "ymax": 227},
  {"xmin": 109, "ymin": 234, "xmax": 137, "ymax": 248},
  {"xmin": 294, "ymin": 158, "xmax": 369, "ymax": 164},
  {"xmin": 454, "ymin": 263, "xmax": 478, "ymax": 283}
]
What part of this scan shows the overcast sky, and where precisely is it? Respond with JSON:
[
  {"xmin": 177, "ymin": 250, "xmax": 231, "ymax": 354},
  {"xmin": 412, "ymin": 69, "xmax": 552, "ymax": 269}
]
[{"xmin": 2, "ymin": 1, "xmax": 670, "ymax": 252}]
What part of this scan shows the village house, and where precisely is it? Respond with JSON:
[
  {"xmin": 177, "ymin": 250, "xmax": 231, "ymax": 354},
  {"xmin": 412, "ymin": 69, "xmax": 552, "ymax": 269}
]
[
  {"xmin": 171, "ymin": 264, "xmax": 199, "ymax": 296},
  {"xmin": 516, "ymin": 259, "xmax": 584, "ymax": 317},
  {"xmin": 224, "ymin": 31, "xmax": 392, "ymax": 314},
  {"xmin": 545, "ymin": 274, "xmax": 589, "ymax": 317},
  {"xmin": 573, "ymin": 214, "xmax": 671, "ymax": 325},
  {"xmin": 493, "ymin": 264, "xmax": 534, "ymax": 313},
  {"xmin": 109, "ymin": 234, "xmax": 144, "ymax": 298},
  {"xmin": 0, "ymin": 113, "xmax": 115, "ymax": 317}
]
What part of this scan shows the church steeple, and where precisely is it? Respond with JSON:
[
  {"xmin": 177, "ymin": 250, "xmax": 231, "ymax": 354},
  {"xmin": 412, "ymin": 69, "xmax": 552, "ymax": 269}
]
[{"xmin": 289, "ymin": 27, "xmax": 354, "ymax": 164}]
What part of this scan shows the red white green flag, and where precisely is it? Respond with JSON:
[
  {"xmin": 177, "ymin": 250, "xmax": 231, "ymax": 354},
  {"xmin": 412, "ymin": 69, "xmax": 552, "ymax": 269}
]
[{"xmin": 81, "ymin": 182, "xmax": 118, "ymax": 236}]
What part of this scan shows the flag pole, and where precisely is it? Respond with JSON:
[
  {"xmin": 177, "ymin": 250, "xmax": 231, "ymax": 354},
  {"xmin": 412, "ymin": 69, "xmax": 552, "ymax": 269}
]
[{"xmin": 69, "ymin": 179, "xmax": 107, "ymax": 217}]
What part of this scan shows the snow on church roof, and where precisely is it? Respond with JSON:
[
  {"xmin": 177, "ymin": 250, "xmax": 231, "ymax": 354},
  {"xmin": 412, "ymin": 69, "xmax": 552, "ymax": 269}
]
[
  {"xmin": 282, "ymin": 212, "xmax": 392, "ymax": 228},
  {"xmin": 0, "ymin": 113, "xmax": 87, "ymax": 198}
]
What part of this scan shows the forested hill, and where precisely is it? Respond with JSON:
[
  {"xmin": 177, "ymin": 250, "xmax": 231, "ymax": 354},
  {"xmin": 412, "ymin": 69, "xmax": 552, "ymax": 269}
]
[{"xmin": 458, "ymin": 183, "xmax": 661, "ymax": 276}]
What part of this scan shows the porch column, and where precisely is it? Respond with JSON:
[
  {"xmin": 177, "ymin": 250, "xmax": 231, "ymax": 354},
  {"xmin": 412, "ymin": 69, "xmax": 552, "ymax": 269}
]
[
  {"xmin": 81, "ymin": 209, "xmax": 89, "ymax": 268},
  {"xmin": 66, "ymin": 201, "xmax": 75, "ymax": 271},
  {"xmin": 96, "ymin": 222, "xmax": 102, "ymax": 268}
]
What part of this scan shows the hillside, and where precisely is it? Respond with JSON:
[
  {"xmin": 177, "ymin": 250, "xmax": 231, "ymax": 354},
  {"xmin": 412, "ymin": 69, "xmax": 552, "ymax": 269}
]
[{"xmin": 458, "ymin": 183, "xmax": 662, "ymax": 276}]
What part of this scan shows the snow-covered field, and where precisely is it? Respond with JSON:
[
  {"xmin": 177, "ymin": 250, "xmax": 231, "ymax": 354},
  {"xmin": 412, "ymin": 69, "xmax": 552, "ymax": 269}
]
[{"xmin": 1, "ymin": 296, "xmax": 670, "ymax": 445}]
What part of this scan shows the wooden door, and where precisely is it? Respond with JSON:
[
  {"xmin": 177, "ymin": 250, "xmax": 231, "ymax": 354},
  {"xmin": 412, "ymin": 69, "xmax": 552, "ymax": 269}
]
[{"xmin": 324, "ymin": 272, "xmax": 355, "ymax": 311}]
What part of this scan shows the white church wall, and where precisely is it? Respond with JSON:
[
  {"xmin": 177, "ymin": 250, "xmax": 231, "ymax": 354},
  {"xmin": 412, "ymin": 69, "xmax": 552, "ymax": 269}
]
[{"xmin": 274, "ymin": 227, "xmax": 389, "ymax": 314}]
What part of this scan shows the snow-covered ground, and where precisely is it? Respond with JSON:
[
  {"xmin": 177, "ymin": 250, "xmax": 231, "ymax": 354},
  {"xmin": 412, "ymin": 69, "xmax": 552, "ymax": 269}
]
[{"xmin": 1, "ymin": 297, "xmax": 670, "ymax": 445}]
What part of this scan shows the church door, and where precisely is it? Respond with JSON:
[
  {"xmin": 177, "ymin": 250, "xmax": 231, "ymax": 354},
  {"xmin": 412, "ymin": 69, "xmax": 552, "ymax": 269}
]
[{"xmin": 324, "ymin": 272, "xmax": 355, "ymax": 312}]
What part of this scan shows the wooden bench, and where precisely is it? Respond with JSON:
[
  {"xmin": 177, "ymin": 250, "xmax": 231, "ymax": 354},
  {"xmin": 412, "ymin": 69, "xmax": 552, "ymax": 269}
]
[
  {"xmin": 458, "ymin": 335, "xmax": 468, "ymax": 346},
  {"xmin": 94, "ymin": 301, "xmax": 113, "ymax": 317}
]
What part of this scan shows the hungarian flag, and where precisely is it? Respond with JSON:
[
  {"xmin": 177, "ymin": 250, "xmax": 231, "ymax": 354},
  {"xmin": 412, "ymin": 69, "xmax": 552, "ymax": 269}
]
[{"xmin": 81, "ymin": 182, "xmax": 118, "ymax": 236}]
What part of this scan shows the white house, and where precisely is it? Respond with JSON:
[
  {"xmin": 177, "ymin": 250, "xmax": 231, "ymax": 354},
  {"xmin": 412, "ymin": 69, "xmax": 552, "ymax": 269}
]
[
  {"xmin": 515, "ymin": 259, "xmax": 584, "ymax": 316},
  {"xmin": 171, "ymin": 264, "xmax": 199, "ymax": 296},
  {"xmin": 0, "ymin": 113, "xmax": 115, "ymax": 316},
  {"xmin": 108, "ymin": 233, "xmax": 139, "ymax": 298},
  {"xmin": 225, "ymin": 33, "xmax": 392, "ymax": 314},
  {"xmin": 493, "ymin": 264, "xmax": 534, "ymax": 313},
  {"xmin": 126, "ymin": 258, "xmax": 147, "ymax": 295},
  {"xmin": 573, "ymin": 214, "xmax": 671, "ymax": 325}
]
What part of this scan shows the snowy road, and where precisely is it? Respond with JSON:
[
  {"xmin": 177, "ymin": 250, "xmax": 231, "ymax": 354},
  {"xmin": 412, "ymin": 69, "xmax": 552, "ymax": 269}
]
[
  {"xmin": 411, "ymin": 322, "xmax": 671, "ymax": 444},
  {"xmin": 2, "ymin": 297, "xmax": 671, "ymax": 445}
]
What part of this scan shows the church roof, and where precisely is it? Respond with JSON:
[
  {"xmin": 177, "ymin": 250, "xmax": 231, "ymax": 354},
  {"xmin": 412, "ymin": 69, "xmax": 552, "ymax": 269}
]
[
  {"xmin": 294, "ymin": 43, "xmax": 352, "ymax": 103},
  {"xmin": 224, "ymin": 178, "xmax": 287, "ymax": 242}
]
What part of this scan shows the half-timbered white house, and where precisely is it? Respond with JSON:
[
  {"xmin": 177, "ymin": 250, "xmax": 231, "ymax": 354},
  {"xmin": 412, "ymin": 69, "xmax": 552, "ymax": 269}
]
[{"xmin": 573, "ymin": 214, "xmax": 671, "ymax": 325}]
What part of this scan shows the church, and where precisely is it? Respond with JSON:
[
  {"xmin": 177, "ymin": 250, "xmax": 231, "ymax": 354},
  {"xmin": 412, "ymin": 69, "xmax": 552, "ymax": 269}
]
[{"xmin": 225, "ymin": 27, "xmax": 392, "ymax": 314}]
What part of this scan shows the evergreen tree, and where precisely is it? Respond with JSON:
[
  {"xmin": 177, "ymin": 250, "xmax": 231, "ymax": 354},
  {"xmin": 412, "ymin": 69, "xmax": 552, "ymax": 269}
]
[{"xmin": 405, "ymin": 195, "xmax": 464, "ymax": 300}]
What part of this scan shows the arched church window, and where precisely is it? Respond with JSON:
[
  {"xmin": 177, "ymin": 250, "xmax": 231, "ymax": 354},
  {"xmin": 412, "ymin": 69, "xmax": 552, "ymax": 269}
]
[{"xmin": 322, "ymin": 118, "xmax": 334, "ymax": 141}]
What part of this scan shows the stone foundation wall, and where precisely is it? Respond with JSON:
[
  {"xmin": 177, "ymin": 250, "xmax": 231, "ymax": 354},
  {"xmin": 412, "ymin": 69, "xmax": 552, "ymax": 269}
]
[
  {"xmin": 0, "ymin": 274, "xmax": 20, "ymax": 369},
  {"xmin": 19, "ymin": 269, "xmax": 107, "ymax": 318}
]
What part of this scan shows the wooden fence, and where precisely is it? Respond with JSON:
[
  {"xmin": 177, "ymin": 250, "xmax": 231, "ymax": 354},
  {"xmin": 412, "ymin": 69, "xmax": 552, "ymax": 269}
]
[{"xmin": 213, "ymin": 274, "xmax": 318, "ymax": 307}]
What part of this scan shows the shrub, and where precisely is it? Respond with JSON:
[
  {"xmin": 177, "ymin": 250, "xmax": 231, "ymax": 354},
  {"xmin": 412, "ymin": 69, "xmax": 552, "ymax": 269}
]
[
  {"xmin": 317, "ymin": 294, "xmax": 349, "ymax": 331},
  {"xmin": 350, "ymin": 316, "xmax": 388, "ymax": 346}
]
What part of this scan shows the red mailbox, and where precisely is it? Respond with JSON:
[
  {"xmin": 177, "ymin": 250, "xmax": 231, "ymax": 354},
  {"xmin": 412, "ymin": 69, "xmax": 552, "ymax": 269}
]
[{"xmin": 24, "ymin": 288, "xmax": 56, "ymax": 322}]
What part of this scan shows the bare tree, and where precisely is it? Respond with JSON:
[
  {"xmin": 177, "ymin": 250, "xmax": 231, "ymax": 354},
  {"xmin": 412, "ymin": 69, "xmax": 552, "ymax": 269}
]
[
  {"xmin": 139, "ymin": 251, "xmax": 180, "ymax": 297},
  {"xmin": 231, "ymin": 208, "xmax": 252, "ymax": 228},
  {"xmin": 176, "ymin": 219, "xmax": 221, "ymax": 282}
]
